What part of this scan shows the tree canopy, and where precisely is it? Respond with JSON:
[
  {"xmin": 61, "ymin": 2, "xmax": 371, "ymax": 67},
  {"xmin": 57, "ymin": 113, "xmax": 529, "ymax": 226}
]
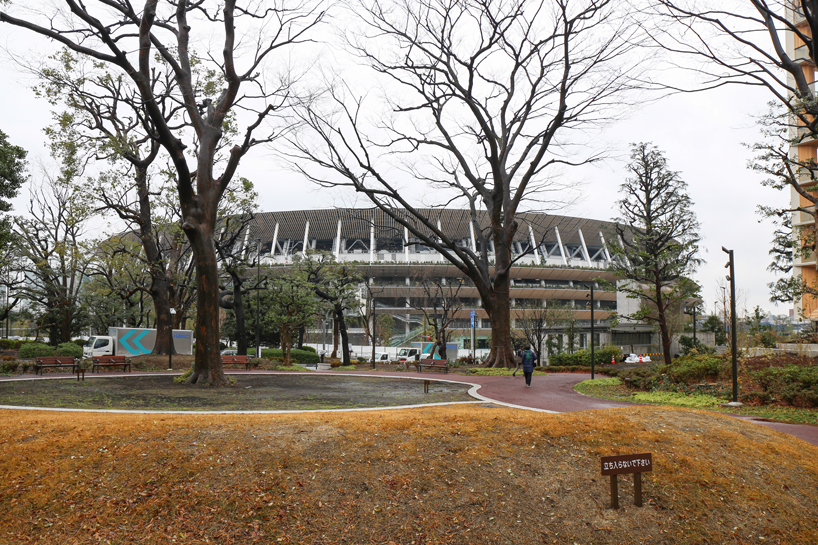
[{"xmin": 610, "ymin": 143, "xmax": 702, "ymax": 365}]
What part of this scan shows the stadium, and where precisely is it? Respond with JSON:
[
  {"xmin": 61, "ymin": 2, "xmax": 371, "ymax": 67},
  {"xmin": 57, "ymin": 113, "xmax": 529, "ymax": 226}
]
[{"xmin": 245, "ymin": 208, "xmax": 654, "ymax": 356}]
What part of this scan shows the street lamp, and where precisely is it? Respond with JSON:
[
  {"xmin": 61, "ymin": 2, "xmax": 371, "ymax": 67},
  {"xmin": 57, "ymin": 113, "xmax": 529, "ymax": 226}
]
[
  {"xmin": 167, "ymin": 307, "xmax": 176, "ymax": 371},
  {"xmin": 256, "ymin": 239, "xmax": 262, "ymax": 359},
  {"xmin": 586, "ymin": 282, "xmax": 595, "ymax": 380},
  {"xmin": 722, "ymin": 246, "xmax": 740, "ymax": 406},
  {"xmin": 684, "ymin": 303, "xmax": 699, "ymax": 344}
]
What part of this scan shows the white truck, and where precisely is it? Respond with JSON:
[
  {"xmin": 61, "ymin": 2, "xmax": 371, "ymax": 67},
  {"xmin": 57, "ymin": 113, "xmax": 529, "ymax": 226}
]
[{"xmin": 84, "ymin": 327, "xmax": 194, "ymax": 358}]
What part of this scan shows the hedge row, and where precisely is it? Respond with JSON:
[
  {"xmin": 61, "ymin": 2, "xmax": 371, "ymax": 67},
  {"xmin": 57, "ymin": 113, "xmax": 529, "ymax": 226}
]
[
  {"xmin": 547, "ymin": 345, "xmax": 620, "ymax": 367},
  {"xmin": 260, "ymin": 348, "xmax": 320, "ymax": 364},
  {"xmin": 0, "ymin": 339, "xmax": 87, "ymax": 352}
]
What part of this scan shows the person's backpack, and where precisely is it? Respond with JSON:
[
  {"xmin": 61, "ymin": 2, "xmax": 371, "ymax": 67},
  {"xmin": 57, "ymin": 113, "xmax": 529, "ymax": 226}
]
[{"xmin": 522, "ymin": 350, "xmax": 535, "ymax": 366}]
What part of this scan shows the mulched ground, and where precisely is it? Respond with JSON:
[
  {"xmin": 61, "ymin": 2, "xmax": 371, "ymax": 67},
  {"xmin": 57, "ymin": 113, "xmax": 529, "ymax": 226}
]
[{"xmin": 0, "ymin": 374, "xmax": 474, "ymax": 411}]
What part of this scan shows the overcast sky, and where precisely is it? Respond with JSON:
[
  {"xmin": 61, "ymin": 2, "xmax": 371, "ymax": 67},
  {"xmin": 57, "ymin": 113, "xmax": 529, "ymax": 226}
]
[{"xmin": 0, "ymin": 14, "xmax": 786, "ymax": 319}]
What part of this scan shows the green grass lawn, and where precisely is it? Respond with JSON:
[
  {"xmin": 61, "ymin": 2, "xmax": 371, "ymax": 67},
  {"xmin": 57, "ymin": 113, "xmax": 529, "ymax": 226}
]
[{"xmin": 575, "ymin": 377, "xmax": 818, "ymax": 425}]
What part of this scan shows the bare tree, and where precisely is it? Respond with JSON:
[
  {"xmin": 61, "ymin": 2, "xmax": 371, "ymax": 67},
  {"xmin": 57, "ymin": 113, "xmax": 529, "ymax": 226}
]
[
  {"xmin": 83, "ymin": 234, "xmax": 152, "ymax": 331},
  {"xmin": 408, "ymin": 271, "xmax": 463, "ymax": 361},
  {"xmin": 514, "ymin": 300, "xmax": 572, "ymax": 366},
  {"xmin": 289, "ymin": 0, "xmax": 647, "ymax": 367},
  {"xmin": 216, "ymin": 205, "xmax": 264, "ymax": 357},
  {"xmin": 14, "ymin": 171, "xmax": 93, "ymax": 344},
  {"xmin": 1, "ymin": 1, "xmax": 324, "ymax": 385},
  {"xmin": 297, "ymin": 252, "xmax": 362, "ymax": 366},
  {"xmin": 33, "ymin": 51, "xmax": 190, "ymax": 356},
  {"xmin": 651, "ymin": 1, "xmax": 818, "ymax": 304}
]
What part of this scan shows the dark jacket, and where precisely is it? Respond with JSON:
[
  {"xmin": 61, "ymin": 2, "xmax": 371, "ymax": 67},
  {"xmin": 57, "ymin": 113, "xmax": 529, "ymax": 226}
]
[{"xmin": 521, "ymin": 350, "xmax": 536, "ymax": 373}]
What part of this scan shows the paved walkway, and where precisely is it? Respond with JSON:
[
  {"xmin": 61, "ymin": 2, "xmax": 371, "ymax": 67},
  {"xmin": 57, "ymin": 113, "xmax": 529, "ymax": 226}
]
[
  {"xmin": 1, "ymin": 369, "xmax": 817, "ymax": 446},
  {"xmin": 329, "ymin": 369, "xmax": 818, "ymax": 446}
]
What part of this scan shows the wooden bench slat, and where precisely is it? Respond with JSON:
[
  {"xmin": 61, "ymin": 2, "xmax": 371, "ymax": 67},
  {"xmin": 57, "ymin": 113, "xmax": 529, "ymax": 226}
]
[
  {"xmin": 221, "ymin": 355, "xmax": 252, "ymax": 370},
  {"xmin": 415, "ymin": 358, "xmax": 449, "ymax": 374},
  {"xmin": 92, "ymin": 355, "xmax": 131, "ymax": 373},
  {"xmin": 35, "ymin": 356, "xmax": 77, "ymax": 375}
]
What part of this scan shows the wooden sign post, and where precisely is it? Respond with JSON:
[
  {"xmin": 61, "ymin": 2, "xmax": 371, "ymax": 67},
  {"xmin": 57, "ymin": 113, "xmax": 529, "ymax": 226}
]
[{"xmin": 600, "ymin": 453, "xmax": 652, "ymax": 509}]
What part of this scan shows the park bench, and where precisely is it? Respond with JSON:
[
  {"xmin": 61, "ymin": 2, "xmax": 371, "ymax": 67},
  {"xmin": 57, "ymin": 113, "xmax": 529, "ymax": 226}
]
[
  {"xmin": 92, "ymin": 355, "xmax": 131, "ymax": 373},
  {"xmin": 415, "ymin": 358, "xmax": 449, "ymax": 374},
  {"xmin": 221, "ymin": 355, "xmax": 253, "ymax": 370},
  {"xmin": 34, "ymin": 356, "xmax": 77, "ymax": 375}
]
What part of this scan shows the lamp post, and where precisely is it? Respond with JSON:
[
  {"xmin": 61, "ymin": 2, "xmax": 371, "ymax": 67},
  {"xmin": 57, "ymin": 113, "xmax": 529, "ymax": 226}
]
[
  {"xmin": 256, "ymin": 239, "xmax": 262, "ymax": 359},
  {"xmin": 684, "ymin": 303, "xmax": 699, "ymax": 344},
  {"xmin": 167, "ymin": 307, "xmax": 176, "ymax": 371},
  {"xmin": 722, "ymin": 247, "xmax": 740, "ymax": 406},
  {"xmin": 586, "ymin": 282, "xmax": 595, "ymax": 380}
]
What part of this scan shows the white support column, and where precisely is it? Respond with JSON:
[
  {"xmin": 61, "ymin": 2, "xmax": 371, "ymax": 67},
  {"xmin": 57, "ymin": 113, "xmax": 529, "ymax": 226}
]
[
  {"xmin": 617, "ymin": 234, "xmax": 631, "ymax": 266},
  {"xmin": 436, "ymin": 219, "xmax": 443, "ymax": 262},
  {"xmin": 578, "ymin": 229, "xmax": 592, "ymax": 266},
  {"xmin": 528, "ymin": 223, "xmax": 540, "ymax": 262},
  {"xmin": 241, "ymin": 226, "xmax": 251, "ymax": 257},
  {"xmin": 370, "ymin": 223, "xmax": 375, "ymax": 264},
  {"xmin": 554, "ymin": 226, "xmax": 568, "ymax": 266},
  {"xmin": 404, "ymin": 226, "xmax": 410, "ymax": 262},
  {"xmin": 270, "ymin": 222, "xmax": 279, "ymax": 261},
  {"xmin": 334, "ymin": 219, "xmax": 343, "ymax": 259},
  {"xmin": 302, "ymin": 220, "xmax": 310, "ymax": 255},
  {"xmin": 599, "ymin": 231, "xmax": 612, "ymax": 264},
  {"xmin": 469, "ymin": 219, "xmax": 477, "ymax": 253}
]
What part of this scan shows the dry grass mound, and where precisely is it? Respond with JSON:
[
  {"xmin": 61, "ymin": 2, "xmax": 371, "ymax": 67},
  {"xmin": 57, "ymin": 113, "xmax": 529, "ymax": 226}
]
[{"xmin": 1, "ymin": 405, "xmax": 816, "ymax": 544}]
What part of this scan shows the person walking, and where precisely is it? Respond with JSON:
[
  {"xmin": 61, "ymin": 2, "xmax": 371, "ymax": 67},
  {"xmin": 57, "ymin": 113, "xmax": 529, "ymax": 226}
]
[{"xmin": 519, "ymin": 344, "xmax": 536, "ymax": 387}]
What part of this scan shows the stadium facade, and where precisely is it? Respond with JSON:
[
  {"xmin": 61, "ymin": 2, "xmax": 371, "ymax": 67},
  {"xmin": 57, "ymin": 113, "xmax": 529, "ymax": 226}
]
[{"xmin": 246, "ymin": 208, "xmax": 655, "ymax": 355}]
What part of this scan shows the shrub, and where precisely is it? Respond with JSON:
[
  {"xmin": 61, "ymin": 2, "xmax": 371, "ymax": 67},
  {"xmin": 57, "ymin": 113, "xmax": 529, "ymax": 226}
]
[
  {"xmin": 73, "ymin": 339, "xmax": 86, "ymax": 348},
  {"xmin": 260, "ymin": 348, "xmax": 320, "ymax": 364},
  {"xmin": 55, "ymin": 342, "xmax": 83, "ymax": 358},
  {"xmin": 678, "ymin": 335, "xmax": 715, "ymax": 355},
  {"xmin": 751, "ymin": 365, "xmax": 818, "ymax": 407},
  {"xmin": 756, "ymin": 331, "xmax": 777, "ymax": 349},
  {"xmin": 0, "ymin": 360, "xmax": 17, "ymax": 373},
  {"xmin": 300, "ymin": 345, "xmax": 317, "ymax": 353},
  {"xmin": 18, "ymin": 342, "xmax": 54, "ymax": 359},
  {"xmin": 548, "ymin": 345, "xmax": 620, "ymax": 367},
  {"xmin": 174, "ymin": 368, "xmax": 193, "ymax": 383},
  {"xmin": 0, "ymin": 339, "xmax": 15, "ymax": 350},
  {"xmin": 667, "ymin": 353, "xmax": 727, "ymax": 384},
  {"xmin": 607, "ymin": 365, "xmax": 667, "ymax": 391}
]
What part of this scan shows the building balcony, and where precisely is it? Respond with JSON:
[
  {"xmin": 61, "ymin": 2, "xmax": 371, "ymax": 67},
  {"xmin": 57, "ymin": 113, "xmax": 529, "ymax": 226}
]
[
  {"xmin": 794, "ymin": 3, "xmax": 806, "ymax": 25},
  {"xmin": 795, "ymin": 44, "xmax": 814, "ymax": 65}
]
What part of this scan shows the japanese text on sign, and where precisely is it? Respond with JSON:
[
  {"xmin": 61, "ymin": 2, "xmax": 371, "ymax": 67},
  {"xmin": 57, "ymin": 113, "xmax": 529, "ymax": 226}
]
[{"xmin": 600, "ymin": 453, "xmax": 653, "ymax": 475}]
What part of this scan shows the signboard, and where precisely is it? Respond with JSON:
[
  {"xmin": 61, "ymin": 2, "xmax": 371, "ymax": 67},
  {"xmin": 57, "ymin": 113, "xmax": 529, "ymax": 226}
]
[
  {"xmin": 601, "ymin": 453, "xmax": 652, "ymax": 475},
  {"xmin": 470, "ymin": 310, "xmax": 476, "ymax": 327},
  {"xmin": 600, "ymin": 453, "xmax": 652, "ymax": 509}
]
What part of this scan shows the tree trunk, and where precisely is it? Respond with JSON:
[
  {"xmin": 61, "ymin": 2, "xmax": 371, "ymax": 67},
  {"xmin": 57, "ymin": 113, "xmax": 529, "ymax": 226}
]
[
  {"xmin": 151, "ymin": 280, "xmax": 175, "ymax": 356},
  {"xmin": 185, "ymin": 230, "xmax": 227, "ymax": 386},
  {"xmin": 228, "ymin": 271, "xmax": 249, "ymax": 356},
  {"xmin": 482, "ymin": 287, "xmax": 517, "ymax": 368},
  {"xmin": 335, "ymin": 303, "xmax": 351, "ymax": 366},
  {"xmin": 657, "ymin": 309, "xmax": 673, "ymax": 366},
  {"xmin": 282, "ymin": 326, "xmax": 292, "ymax": 365},
  {"xmin": 331, "ymin": 317, "xmax": 339, "ymax": 359},
  {"xmin": 437, "ymin": 330, "xmax": 447, "ymax": 360}
]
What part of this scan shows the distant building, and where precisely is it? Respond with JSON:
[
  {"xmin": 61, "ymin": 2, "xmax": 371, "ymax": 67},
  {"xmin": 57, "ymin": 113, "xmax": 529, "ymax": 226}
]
[{"xmin": 243, "ymin": 208, "xmax": 660, "ymax": 354}]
